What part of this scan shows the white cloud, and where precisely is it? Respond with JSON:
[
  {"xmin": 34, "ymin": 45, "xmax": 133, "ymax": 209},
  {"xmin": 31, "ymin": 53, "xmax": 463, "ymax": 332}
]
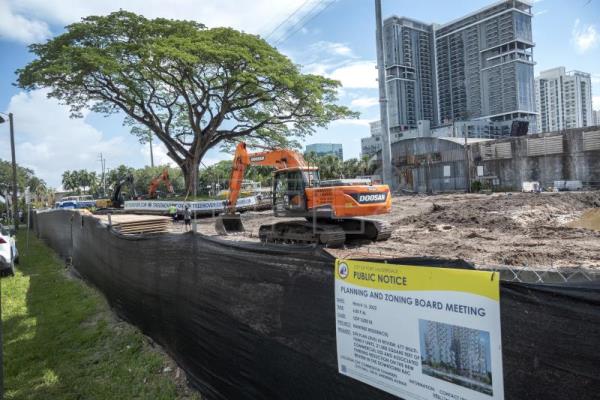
[
  {"xmin": 0, "ymin": 89, "xmax": 132, "ymax": 187},
  {"xmin": 0, "ymin": 0, "xmax": 315, "ymax": 44},
  {"xmin": 329, "ymin": 61, "xmax": 378, "ymax": 88},
  {"xmin": 139, "ymin": 141, "xmax": 175, "ymax": 168},
  {"xmin": 534, "ymin": 9, "xmax": 548, "ymax": 16},
  {"xmin": 288, "ymin": 40, "xmax": 376, "ymax": 89},
  {"xmin": 200, "ymin": 151, "xmax": 232, "ymax": 167},
  {"xmin": 350, "ymin": 97, "xmax": 378, "ymax": 108},
  {"xmin": 309, "ymin": 41, "xmax": 354, "ymax": 57},
  {"xmin": 591, "ymin": 73, "xmax": 600, "ymax": 84},
  {"xmin": 571, "ymin": 19, "xmax": 599, "ymax": 54},
  {"xmin": 0, "ymin": 0, "xmax": 51, "ymax": 43}
]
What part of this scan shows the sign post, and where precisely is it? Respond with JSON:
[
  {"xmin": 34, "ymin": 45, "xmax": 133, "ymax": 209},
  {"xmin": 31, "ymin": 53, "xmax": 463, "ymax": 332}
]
[
  {"xmin": 25, "ymin": 187, "xmax": 31, "ymax": 254},
  {"xmin": 335, "ymin": 260, "xmax": 503, "ymax": 400}
]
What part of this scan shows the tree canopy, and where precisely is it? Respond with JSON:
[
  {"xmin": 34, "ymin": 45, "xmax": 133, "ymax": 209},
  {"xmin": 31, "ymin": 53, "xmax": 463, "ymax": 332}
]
[
  {"xmin": 0, "ymin": 159, "xmax": 45, "ymax": 194},
  {"xmin": 0, "ymin": 159, "xmax": 50, "ymax": 209},
  {"xmin": 17, "ymin": 11, "xmax": 357, "ymax": 194}
]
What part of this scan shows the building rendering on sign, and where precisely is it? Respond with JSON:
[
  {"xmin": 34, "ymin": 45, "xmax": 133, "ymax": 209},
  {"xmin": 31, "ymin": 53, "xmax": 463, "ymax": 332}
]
[
  {"xmin": 594, "ymin": 110, "xmax": 600, "ymax": 126},
  {"xmin": 420, "ymin": 320, "xmax": 492, "ymax": 392},
  {"xmin": 383, "ymin": 0, "xmax": 536, "ymax": 134},
  {"xmin": 305, "ymin": 143, "xmax": 343, "ymax": 160},
  {"xmin": 535, "ymin": 67, "xmax": 593, "ymax": 133}
]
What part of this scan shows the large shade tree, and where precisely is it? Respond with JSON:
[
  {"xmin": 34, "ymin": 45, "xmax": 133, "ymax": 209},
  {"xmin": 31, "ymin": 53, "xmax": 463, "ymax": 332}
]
[{"xmin": 17, "ymin": 11, "xmax": 356, "ymax": 194}]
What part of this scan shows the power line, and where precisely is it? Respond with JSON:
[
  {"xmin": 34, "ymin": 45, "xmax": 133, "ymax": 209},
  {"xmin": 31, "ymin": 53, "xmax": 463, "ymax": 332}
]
[
  {"xmin": 273, "ymin": 0, "xmax": 336, "ymax": 46},
  {"xmin": 264, "ymin": 0, "xmax": 312, "ymax": 41}
]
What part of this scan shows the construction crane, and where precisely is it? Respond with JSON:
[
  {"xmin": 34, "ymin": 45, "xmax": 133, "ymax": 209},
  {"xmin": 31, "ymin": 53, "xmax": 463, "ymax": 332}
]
[
  {"xmin": 215, "ymin": 142, "xmax": 392, "ymax": 247},
  {"xmin": 148, "ymin": 168, "xmax": 174, "ymax": 199}
]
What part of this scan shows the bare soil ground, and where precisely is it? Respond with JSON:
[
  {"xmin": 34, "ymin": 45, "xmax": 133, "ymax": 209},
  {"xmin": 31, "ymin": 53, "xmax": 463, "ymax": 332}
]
[{"xmin": 172, "ymin": 191, "xmax": 600, "ymax": 270}]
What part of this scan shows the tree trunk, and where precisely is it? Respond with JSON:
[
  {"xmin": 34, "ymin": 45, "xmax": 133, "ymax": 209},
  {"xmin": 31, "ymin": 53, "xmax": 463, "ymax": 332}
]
[
  {"xmin": 181, "ymin": 154, "xmax": 203, "ymax": 198},
  {"xmin": 174, "ymin": 140, "xmax": 213, "ymax": 198}
]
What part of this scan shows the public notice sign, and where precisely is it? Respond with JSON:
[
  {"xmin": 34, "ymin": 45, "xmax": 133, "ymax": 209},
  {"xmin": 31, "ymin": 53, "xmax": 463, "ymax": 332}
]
[{"xmin": 335, "ymin": 259, "xmax": 503, "ymax": 400}]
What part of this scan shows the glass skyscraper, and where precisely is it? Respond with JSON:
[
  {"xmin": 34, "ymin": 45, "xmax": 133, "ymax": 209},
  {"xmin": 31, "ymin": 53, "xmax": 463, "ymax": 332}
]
[
  {"xmin": 305, "ymin": 143, "xmax": 343, "ymax": 160},
  {"xmin": 384, "ymin": 17, "xmax": 437, "ymax": 131},
  {"xmin": 383, "ymin": 0, "xmax": 536, "ymax": 134}
]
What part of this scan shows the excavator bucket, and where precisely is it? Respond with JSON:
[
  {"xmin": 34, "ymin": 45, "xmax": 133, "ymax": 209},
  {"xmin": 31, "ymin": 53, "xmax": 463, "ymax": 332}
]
[{"xmin": 215, "ymin": 214, "xmax": 245, "ymax": 235}]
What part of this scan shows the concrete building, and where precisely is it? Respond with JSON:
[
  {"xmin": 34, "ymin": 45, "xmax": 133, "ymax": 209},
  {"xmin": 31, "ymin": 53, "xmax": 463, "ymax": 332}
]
[
  {"xmin": 436, "ymin": 0, "xmax": 536, "ymax": 127},
  {"xmin": 594, "ymin": 110, "xmax": 600, "ymax": 126},
  {"xmin": 305, "ymin": 143, "xmax": 343, "ymax": 160},
  {"xmin": 384, "ymin": 17, "xmax": 437, "ymax": 130},
  {"xmin": 383, "ymin": 0, "xmax": 536, "ymax": 134},
  {"xmin": 362, "ymin": 118, "xmax": 527, "ymax": 159},
  {"xmin": 535, "ymin": 67, "xmax": 593, "ymax": 133},
  {"xmin": 378, "ymin": 126, "xmax": 600, "ymax": 192},
  {"xmin": 361, "ymin": 120, "xmax": 406, "ymax": 157}
]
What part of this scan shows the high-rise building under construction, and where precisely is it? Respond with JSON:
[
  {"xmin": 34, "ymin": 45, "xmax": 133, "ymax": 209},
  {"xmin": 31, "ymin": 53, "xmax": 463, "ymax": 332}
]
[
  {"xmin": 383, "ymin": 17, "xmax": 437, "ymax": 131},
  {"xmin": 383, "ymin": 0, "xmax": 536, "ymax": 134}
]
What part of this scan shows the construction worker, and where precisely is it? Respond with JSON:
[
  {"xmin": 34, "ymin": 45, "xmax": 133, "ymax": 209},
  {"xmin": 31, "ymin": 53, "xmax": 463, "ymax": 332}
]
[
  {"xmin": 168, "ymin": 205, "xmax": 178, "ymax": 222},
  {"xmin": 183, "ymin": 205, "xmax": 192, "ymax": 231}
]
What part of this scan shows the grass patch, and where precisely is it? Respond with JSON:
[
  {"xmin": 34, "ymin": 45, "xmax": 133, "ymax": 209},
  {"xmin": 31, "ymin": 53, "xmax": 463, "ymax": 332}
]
[{"xmin": 2, "ymin": 230, "xmax": 200, "ymax": 400}]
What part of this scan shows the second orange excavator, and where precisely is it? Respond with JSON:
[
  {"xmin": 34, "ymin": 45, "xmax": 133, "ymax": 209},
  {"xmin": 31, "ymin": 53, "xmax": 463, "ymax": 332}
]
[
  {"xmin": 215, "ymin": 142, "xmax": 392, "ymax": 247},
  {"xmin": 148, "ymin": 168, "xmax": 174, "ymax": 199}
]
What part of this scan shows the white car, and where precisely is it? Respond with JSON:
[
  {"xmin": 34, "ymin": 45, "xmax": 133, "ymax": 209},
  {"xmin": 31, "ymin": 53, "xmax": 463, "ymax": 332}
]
[{"xmin": 0, "ymin": 225, "xmax": 18, "ymax": 276}]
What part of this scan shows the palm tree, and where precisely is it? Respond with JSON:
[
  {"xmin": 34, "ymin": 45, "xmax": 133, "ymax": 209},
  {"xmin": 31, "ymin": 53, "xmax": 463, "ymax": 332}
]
[
  {"xmin": 318, "ymin": 155, "xmax": 343, "ymax": 180},
  {"xmin": 62, "ymin": 171, "xmax": 77, "ymax": 193},
  {"xmin": 342, "ymin": 158, "xmax": 359, "ymax": 178}
]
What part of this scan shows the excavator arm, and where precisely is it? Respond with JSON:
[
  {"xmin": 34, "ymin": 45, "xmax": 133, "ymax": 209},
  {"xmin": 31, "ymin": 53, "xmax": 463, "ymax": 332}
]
[
  {"xmin": 225, "ymin": 142, "xmax": 307, "ymax": 213},
  {"xmin": 148, "ymin": 168, "xmax": 174, "ymax": 198},
  {"xmin": 216, "ymin": 142, "xmax": 308, "ymax": 234},
  {"xmin": 111, "ymin": 174, "xmax": 136, "ymax": 208}
]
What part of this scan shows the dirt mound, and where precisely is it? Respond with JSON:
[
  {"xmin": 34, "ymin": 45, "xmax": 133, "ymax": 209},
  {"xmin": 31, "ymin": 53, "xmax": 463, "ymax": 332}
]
[
  {"xmin": 189, "ymin": 190, "xmax": 600, "ymax": 270},
  {"xmin": 401, "ymin": 192, "xmax": 600, "ymax": 232},
  {"xmin": 338, "ymin": 191, "xmax": 600, "ymax": 269}
]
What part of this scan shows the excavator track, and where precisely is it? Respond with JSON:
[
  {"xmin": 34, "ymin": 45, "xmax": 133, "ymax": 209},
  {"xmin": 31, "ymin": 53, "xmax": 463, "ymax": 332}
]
[
  {"xmin": 258, "ymin": 221, "xmax": 347, "ymax": 247},
  {"xmin": 258, "ymin": 218, "xmax": 392, "ymax": 247},
  {"xmin": 336, "ymin": 218, "xmax": 393, "ymax": 242},
  {"xmin": 366, "ymin": 219, "xmax": 393, "ymax": 241}
]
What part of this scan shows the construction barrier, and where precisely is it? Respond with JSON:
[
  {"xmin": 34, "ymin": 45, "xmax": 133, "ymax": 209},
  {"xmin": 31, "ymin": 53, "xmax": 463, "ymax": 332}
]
[
  {"xmin": 123, "ymin": 196, "xmax": 258, "ymax": 212},
  {"xmin": 33, "ymin": 210, "xmax": 600, "ymax": 400}
]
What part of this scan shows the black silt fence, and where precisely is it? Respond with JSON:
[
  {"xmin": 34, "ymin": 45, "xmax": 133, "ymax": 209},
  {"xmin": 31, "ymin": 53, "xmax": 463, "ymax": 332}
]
[{"xmin": 34, "ymin": 210, "xmax": 600, "ymax": 399}]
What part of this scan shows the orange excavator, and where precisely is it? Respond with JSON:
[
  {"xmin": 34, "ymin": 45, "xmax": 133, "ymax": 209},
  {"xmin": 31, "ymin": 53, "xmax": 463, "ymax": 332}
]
[
  {"xmin": 148, "ymin": 168, "xmax": 174, "ymax": 198},
  {"xmin": 215, "ymin": 142, "xmax": 392, "ymax": 247}
]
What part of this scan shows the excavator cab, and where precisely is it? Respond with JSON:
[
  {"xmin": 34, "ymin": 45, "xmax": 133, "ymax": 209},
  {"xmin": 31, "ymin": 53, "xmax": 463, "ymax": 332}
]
[{"xmin": 273, "ymin": 168, "xmax": 313, "ymax": 217}]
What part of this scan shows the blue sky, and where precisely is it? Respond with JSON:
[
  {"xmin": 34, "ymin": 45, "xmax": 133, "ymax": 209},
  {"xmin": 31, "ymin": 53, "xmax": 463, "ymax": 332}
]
[{"xmin": 0, "ymin": 0, "xmax": 599, "ymax": 187}]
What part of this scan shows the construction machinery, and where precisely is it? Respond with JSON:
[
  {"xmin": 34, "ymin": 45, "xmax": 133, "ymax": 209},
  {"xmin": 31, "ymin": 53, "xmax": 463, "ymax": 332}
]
[
  {"xmin": 96, "ymin": 174, "xmax": 137, "ymax": 209},
  {"xmin": 148, "ymin": 168, "xmax": 174, "ymax": 198},
  {"xmin": 215, "ymin": 142, "xmax": 392, "ymax": 247}
]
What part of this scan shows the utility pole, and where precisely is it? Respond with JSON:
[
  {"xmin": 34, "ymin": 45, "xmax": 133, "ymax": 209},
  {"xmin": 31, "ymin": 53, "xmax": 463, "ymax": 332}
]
[
  {"xmin": 8, "ymin": 113, "xmax": 18, "ymax": 233},
  {"xmin": 98, "ymin": 153, "xmax": 106, "ymax": 197},
  {"xmin": 0, "ymin": 112, "xmax": 16, "ymax": 400},
  {"xmin": 464, "ymin": 124, "xmax": 470, "ymax": 192},
  {"xmin": 374, "ymin": 0, "xmax": 394, "ymax": 190}
]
